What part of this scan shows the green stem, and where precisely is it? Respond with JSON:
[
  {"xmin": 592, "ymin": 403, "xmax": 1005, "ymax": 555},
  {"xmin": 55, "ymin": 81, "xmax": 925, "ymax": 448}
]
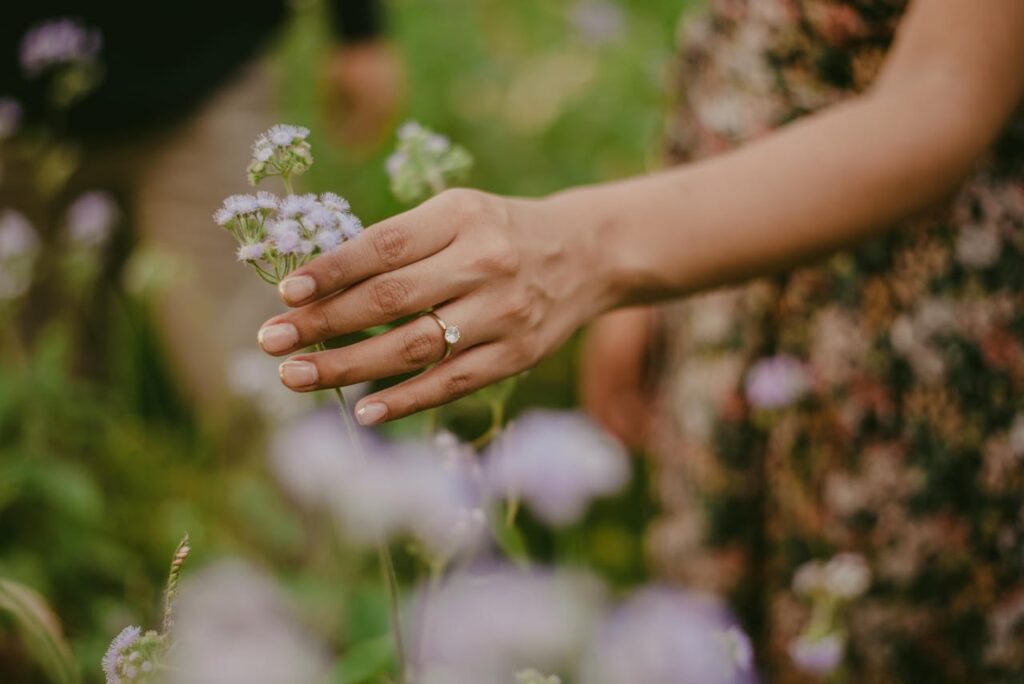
[
  {"xmin": 282, "ymin": 176, "xmax": 295, "ymax": 196},
  {"xmin": 318, "ymin": 343, "xmax": 406, "ymax": 682}
]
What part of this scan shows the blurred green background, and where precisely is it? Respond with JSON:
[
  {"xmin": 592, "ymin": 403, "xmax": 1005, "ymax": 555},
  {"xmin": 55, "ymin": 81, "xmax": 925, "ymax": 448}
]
[{"xmin": 1, "ymin": 0, "xmax": 687, "ymax": 680}]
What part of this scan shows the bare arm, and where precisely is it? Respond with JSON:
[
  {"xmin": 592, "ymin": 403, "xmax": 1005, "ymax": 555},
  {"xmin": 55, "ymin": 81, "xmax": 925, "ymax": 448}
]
[
  {"xmin": 557, "ymin": 0, "xmax": 1024, "ymax": 305},
  {"xmin": 259, "ymin": 0, "xmax": 1024, "ymax": 424}
]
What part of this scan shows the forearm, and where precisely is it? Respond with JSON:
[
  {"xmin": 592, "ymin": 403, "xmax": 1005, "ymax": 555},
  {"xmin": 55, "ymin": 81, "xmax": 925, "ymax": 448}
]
[{"xmin": 549, "ymin": 82, "xmax": 1004, "ymax": 309}]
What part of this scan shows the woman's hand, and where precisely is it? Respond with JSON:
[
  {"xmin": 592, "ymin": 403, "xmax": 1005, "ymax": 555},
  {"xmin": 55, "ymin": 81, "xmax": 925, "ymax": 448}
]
[
  {"xmin": 257, "ymin": 189, "xmax": 611, "ymax": 425},
  {"xmin": 580, "ymin": 307, "xmax": 658, "ymax": 449}
]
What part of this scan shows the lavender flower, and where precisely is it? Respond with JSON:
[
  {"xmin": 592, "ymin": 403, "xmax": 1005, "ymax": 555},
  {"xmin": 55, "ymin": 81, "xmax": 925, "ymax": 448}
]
[
  {"xmin": 787, "ymin": 634, "xmax": 845, "ymax": 677},
  {"xmin": 247, "ymin": 124, "xmax": 313, "ymax": 186},
  {"xmin": 387, "ymin": 120, "xmax": 473, "ymax": 203},
  {"xmin": 102, "ymin": 626, "xmax": 141, "ymax": 684},
  {"xmin": 0, "ymin": 209, "xmax": 40, "ymax": 301},
  {"xmin": 484, "ymin": 410, "xmax": 629, "ymax": 526},
  {"xmin": 744, "ymin": 354, "xmax": 811, "ymax": 409},
  {"xmin": 66, "ymin": 190, "xmax": 118, "ymax": 246},
  {"xmin": 168, "ymin": 562, "xmax": 329, "ymax": 684},
  {"xmin": 19, "ymin": 18, "xmax": 102, "ymax": 76},
  {"xmin": 579, "ymin": 588, "xmax": 757, "ymax": 684},
  {"xmin": 270, "ymin": 412, "xmax": 484, "ymax": 560},
  {"xmin": 0, "ymin": 98, "xmax": 21, "ymax": 141},
  {"xmin": 411, "ymin": 566, "xmax": 604, "ymax": 682}
]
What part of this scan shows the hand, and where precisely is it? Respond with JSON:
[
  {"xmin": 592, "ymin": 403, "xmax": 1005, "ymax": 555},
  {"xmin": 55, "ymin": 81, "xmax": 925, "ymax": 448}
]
[
  {"xmin": 580, "ymin": 308, "xmax": 658, "ymax": 449},
  {"xmin": 320, "ymin": 40, "xmax": 405, "ymax": 152},
  {"xmin": 256, "ymin": 189, "xmax": 612, "ymax": 425}
]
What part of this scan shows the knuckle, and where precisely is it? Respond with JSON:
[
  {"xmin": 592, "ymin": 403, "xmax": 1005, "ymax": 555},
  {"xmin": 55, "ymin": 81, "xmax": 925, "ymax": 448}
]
[
  {"xmin": 322, "ymin": 248, "xmax": 349, "ymax": 284},
  {"xmin": 369, "ymin": 277, "xmax": 410, "ymax": 318},
  {"xmin": 370, "ymin": 224, "xmax": 409, "ymax": 267},
  {"xmin": 502, "ymin": 292, "xmax": 533, "ymax": 325},
  {"xmin": 308, "ymin": 304, "xmax": 337, "ymax": 340},
  {"xmin": 442, "ymin": 372, "xmax": 473, "ymax": 399},
  {"xmin": 441, "ymin": 188, "xmax": 492, "ymax": 226},
  {"xmin": 474, "ymin": 237, "xmax": 520, "ymax": 277},
  {"xmin": 401, "ymin": 328, "xmax": 440, "ymax": 367}
]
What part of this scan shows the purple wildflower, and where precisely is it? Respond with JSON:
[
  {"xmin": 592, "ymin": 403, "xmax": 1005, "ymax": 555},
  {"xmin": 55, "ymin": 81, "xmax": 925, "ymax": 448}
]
[
  {"xmin": 744, "ymin": 354, "xmax": 811, "ymax": 409},
  {"xmin": 787, "ymin": 634, "xmax": 844, "ymax": 677},
  {"xmin": 484, "ymin": 410, "xmax": 629, "ymax": 526},
  {"xmin": 579, "ymin": 587, "xmax": 757, "ymax": 684},
  {"xmin": 101, "ymin": 625, "xmax": 141, "ymax": 684},
  {"xmin": 20, "ymin": 19, "xmax": 101, "ymax": 76},
  {"xmin": 66, "ymin": 191, "xmax": 118, "ymax": 246}
]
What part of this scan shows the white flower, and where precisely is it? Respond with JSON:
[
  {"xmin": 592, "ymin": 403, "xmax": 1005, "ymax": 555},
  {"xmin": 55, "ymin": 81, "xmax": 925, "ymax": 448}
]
[
  {"xmin": 314, "ymin": 229, "xmax": 342, "ymax": 253},
  {"xmin": 788, "ymin": 633, "xmax": 845, "ymax": 676},
  {"xmin": 484, "ymin": 410, "xmax": 629, "ymax": 526},
  {"xmin": 955, "ymin": 225, "xmax": 1001, "ymax": 268},
  {"xmin": 0, "ymin": 209, "xmax": 40, "ymax": 301},
  {"xmin": 792, "ymin": 560, "xmax": 825, "ymax": 597},
  {"xmin": 0, "ymin": 210, "xmax": 38, "ymax": 259},
  {"xmin": 255, "ymin": 191, "xmax": 279, "ymax": 210},
  {"xmin": 320, "ymin": 192, "xmax": 350, "ymax": 212},
  {"xmin": 66, "ymin": 191, "xmax": 118, "ymax": 246},
  {"xmin": 386, "ymin": 151, "xmax": 408, "ymax": 177},
  {"xmin": 236, "ymin": 243, "xmax": 265, "ymax": 262},
  {"xmin": 223, "ymin": 194, "xmax": 259, "ymax": 216},
  {"xmin": 338, "ymin": 212, "xmax": 363, "ymax": 238},
  {"xmin": 823, "ymin": 553, "xmax": 871, "ymax": 599}
]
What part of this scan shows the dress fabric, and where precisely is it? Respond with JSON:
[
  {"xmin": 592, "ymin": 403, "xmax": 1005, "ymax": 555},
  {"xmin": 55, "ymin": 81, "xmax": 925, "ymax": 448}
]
[{"xmin": 651, "ymin": 1, "xmax": 1024, "ymax": 681}]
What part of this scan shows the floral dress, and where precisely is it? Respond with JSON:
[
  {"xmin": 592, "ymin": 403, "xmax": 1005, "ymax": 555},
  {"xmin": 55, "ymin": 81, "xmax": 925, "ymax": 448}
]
[{"xmin": 650, "ymin": 1, "xmax": 1024, "ymax": 681}]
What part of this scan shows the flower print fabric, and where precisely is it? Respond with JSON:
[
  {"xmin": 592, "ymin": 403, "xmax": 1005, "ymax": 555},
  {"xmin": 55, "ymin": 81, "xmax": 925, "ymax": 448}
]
[{"xmin": 650, "ymin": 1, "xmax": 1024, "ymax": 682}]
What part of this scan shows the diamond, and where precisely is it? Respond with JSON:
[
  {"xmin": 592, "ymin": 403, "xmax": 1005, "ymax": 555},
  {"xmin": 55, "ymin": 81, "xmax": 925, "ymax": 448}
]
[{"xmin": 444, "ymin": 325, "xmax": 461, "ymax": 345}]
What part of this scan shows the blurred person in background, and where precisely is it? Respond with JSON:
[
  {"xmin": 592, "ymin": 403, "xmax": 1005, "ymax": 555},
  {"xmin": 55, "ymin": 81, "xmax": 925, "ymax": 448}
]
[
  {"xmin": 254, "ymin": 0, "xmax": 1024, "ymax": 680},
  {"xmin": 0, "ymin": 1, "xmax": 403, "ymax": 422}
]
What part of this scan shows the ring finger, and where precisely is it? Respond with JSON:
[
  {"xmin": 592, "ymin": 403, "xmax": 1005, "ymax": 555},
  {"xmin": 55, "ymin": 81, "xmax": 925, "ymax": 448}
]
[{"xmin": 276, "ymin": 299, "xmax": 490, "ymax": 392}]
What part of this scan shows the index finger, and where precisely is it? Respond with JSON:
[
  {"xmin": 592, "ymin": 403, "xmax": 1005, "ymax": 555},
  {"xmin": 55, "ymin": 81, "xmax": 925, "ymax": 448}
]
[{"xmin": 276, "ymin": 204, "xmax": 456, "ymax": 307}]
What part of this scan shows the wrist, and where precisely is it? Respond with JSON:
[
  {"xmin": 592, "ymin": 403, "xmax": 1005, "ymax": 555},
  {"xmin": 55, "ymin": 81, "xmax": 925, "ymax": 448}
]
[{"xmin": 538, "ymin": 185, "xmax": 645, "ymax": 314}]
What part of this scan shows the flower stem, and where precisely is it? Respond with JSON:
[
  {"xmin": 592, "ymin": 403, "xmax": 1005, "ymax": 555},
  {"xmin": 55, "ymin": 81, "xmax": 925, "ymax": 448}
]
[{"xmin": 318, "ymin": 343, "xmax": 406, "ymax": 682}]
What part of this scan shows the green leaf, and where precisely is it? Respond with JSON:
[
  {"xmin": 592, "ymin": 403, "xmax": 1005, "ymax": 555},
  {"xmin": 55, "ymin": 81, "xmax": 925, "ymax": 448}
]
[
  {"xmin": 331, "ymin": 634, "xmax": 395, "ymax": 684},
  {"xmin": 0, "ymin": 577, "xmax": 81, "ymax": 684}
]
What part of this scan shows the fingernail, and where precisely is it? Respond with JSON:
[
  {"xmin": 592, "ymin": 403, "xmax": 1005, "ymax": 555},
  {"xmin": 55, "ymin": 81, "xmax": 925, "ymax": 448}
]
[
  {"xmin": 278, "ymin": 360, "xmax": 318, "ymax": 388},
  {"xmin": 258, "ymin": 323, "xmax": 298, "ymax": 353},
  {"xmin": 355, "ymin": 401, "xmax": 388, "ymax": 426},
  {"xmin": 278, "ymin": 275, "xmax": 316, "ymax": 305}
]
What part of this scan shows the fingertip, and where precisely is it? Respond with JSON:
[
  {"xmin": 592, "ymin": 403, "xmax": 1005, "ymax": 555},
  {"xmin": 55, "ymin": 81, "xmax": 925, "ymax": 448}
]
[
  {"xmin": 278, "ymin": 274, "xmax": 317, "ymax": 306},
  {"xmin": 355, "ymin": 400, "xmax": 388, "ymax": 426}
]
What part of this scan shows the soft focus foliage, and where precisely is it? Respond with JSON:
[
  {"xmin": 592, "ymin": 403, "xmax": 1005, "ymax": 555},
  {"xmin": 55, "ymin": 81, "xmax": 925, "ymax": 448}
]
[{"xmin": 2, "ymin": 1, "xmax": 681, "ymax": 681}]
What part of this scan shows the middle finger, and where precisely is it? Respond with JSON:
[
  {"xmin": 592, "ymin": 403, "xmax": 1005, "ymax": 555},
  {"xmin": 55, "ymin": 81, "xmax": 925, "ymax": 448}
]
[{"xmin": 258, "ymin": 252, "xmax": 477, "ymax": 356}]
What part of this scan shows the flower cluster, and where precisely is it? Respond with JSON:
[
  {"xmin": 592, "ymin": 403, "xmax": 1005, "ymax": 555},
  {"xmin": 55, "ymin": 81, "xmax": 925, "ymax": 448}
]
[
  {"xmin": 246, "ymin": 124, "xmax": 313, "ymax": 186},
  {"xmin": 386, "ymin": 121, "xmax": 473, "ymax": 203},
  {"xmin": 102, "ymin": 536, "xmax": 191, "ymax": 684},
  {"xmin": 19, "ymin": 18, "xmax": 102, "ymax": 77},
  {"xmin": 101, "ymin": 626, "xmax": 164, "ymax": 684},
  {"xmin": 217, "ymin": 126, "xmax": 361, "ymax": 283},
  {"xmin": 788, "ymin": 553, "xmax": 871, "ymax": 677},
  {"xmin": 408, "ymin": 569, "xmax": 754, "ymax": 684}
]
